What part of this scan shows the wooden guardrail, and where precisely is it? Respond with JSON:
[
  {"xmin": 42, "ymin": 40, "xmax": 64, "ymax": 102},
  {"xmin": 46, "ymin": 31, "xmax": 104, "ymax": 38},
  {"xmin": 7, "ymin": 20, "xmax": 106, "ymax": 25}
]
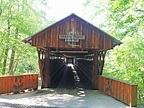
[
  {"xmin": 98, "ymin": 75, "xmax": 137, "ymax": 107},
  {"xmin": 0, "ymin": 74, "xmax": 38, "ymax": 94}
]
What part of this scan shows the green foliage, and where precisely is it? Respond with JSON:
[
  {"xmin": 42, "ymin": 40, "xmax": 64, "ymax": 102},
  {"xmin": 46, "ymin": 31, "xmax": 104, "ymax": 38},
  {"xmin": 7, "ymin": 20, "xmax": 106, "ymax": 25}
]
[
  {"xmin": 0, "ymin": 0, "xmax": 50, "ymax": 75},
  {"xmin": 108, "ymin": 0, "xmax": 144, "ymax": 39},
  {"xmin": 84, "ymin": 0, "xmax": 144, "ymax": 105},
  {"xmin": 105, "ymin": 0, "xmax": 144, "ymax": 104},
  {"xmin": 103, "ymin": 35, "xmax": 144, "ymax": 104}
]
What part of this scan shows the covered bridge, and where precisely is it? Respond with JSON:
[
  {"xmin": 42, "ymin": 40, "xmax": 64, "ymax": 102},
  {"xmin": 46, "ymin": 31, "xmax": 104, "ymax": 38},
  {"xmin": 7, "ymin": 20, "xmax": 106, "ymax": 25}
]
[
  {"xmin": 22, "ymin": 14, "xmax": 138, "ymax": 107},
  {"xmin": 22, "ymin": 13, "xmax": 121, "ymax": 89}
]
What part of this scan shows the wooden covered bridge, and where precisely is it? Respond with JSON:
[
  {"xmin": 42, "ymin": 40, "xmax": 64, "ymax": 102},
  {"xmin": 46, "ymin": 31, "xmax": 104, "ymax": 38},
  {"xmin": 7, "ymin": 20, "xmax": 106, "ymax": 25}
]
[{"xmin": 22, "ymin": 14, "xmax": 137, "ymax": 107}]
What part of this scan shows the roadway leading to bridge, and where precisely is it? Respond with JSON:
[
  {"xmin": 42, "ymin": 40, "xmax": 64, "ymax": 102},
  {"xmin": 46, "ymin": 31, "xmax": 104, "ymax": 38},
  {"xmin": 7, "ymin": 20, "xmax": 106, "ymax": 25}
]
[
  {"xmin": 0, "ymin": 64, "xmax": 136, "ymax": 108},
  {"xmin": 0, "ymin": 88, "xmax": 134, "ymax": 108}
]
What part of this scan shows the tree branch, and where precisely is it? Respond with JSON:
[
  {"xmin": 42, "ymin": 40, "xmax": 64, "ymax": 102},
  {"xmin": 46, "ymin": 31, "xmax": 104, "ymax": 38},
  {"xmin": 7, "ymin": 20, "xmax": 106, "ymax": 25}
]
[
  {"xmin": 0, "ymin": 6, "xmax": 2, "ymax": 16},
  {"xmin": 136, "ymin": 9, "xmax": 144, "ymax": 12}
]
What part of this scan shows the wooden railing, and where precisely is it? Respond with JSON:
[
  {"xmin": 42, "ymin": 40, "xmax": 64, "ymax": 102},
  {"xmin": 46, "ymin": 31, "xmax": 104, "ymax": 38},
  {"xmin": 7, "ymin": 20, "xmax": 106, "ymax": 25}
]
[
  {"xmin": 98, "ymin": 75, "xmax": 137, "ymax": 107},
  {"xmin": 0, "ymin": 74, "xmax": 38, "ymax": 94}
]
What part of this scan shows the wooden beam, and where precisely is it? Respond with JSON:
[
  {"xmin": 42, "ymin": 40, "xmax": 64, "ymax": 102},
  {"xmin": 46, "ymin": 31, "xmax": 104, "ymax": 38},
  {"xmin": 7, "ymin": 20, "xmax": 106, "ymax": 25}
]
[
  {"xmin": 42, "ymin": 48, "xmax": 50, "ymax": 88},
  {"xmin": 37, "ymin": 48, "xmax": 50, "ymax": 88},
  {"xmin": 98, "ymin": 50, "xmax": 106, "ymax": 75},
  {"xmin": 91, "ymin": 50, "xmax": 99, "ymax": 89},
  {"xmin": 51, "ymin": 50, "xmax": 88, "ymax": 54}
]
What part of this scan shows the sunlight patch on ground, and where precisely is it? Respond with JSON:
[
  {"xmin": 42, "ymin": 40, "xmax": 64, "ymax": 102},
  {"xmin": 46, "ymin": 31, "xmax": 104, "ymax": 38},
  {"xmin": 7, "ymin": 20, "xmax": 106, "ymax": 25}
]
[{"xmin": 0, "ymin": 89, "xmax": 133, "ymax": 108}]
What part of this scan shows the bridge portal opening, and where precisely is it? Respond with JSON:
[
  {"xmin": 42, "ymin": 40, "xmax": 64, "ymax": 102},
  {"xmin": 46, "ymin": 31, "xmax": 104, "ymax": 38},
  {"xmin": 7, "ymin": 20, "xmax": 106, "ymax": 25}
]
[
  {"xmin": 66, "ymin": 57, "xmax": 75, "ymax": 64},
  {"xmin": 49, "ymin": 54, "xmax": 92, "ymax": 89}
]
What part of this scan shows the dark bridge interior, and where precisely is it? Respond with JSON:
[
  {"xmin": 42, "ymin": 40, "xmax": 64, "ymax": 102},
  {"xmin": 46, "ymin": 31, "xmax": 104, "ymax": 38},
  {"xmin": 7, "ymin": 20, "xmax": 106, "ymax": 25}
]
[{"xmin": 49, "ymin": 51, "xmax": 93, "ymax": 89}]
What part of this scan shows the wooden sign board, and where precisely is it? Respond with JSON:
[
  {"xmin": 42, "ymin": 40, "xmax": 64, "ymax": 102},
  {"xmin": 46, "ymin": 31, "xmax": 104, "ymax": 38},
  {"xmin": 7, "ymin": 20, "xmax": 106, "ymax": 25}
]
[{"xmin": 59, "ymin": 28, "xmax": 85, "ymax": 43}]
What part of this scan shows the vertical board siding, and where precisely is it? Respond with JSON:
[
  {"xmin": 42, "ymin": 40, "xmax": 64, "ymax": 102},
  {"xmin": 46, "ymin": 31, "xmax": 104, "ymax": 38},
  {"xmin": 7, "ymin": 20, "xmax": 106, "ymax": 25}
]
[
  {"xmin": 0, "ymin": 78, "xmax": 3, "ymax": 94},
  {"xmin": 0, "ymin": 74, "xmax": 38, "ymax": 95},
  {"xmin": 82, "ymin": 24, "xmax": 86, "ymax": 48},
  {"xmin": 59, "ymin": 24, "xmax": 64, "ymax": 48},
  {"xmin": 92, "ymin": 30, "xmax": 95, "ymax": 48},
  {"xmin": 88, "ymin": 28, "xmax": 92, "ymax": 48},
  {"xmin": 98, "ymin": 76, "xmax": 137, "ymax": 107},
  {"xmin": 36, "ymin": 36, "xmax": 38, "ymax": 47},
  {"xmin": 52, "ymin": 27, "xmax": 55, "ymax": 47},
  {"xmin": 131, "ymin": 85, "xmax": 137, "ymax": 107},
  {"xmin": 42, "ymin": 33, "xmax": 45, "ymax": 47},
  {"xmin": 76, "ymin": 20, "xmax": 81, "ymax": 47},
  {"xmin": 56, "ymin": 25, "xmax": 59, "ymax": 48},
  {"xmin": 47, "ymin": 30, "xmax": 51, "ymax": 47},
  {"xmin": 37, "ymin": 36, "xmax": 40, "ymax": 47},
  {"xmin": 80, "ymin": 23, "xmax": 83, "ymax": 48},
  {"xmin": 30, "ymin": 16, "xmax": 114, "ymax": 50},
  {"xmin": 64, "ymin": 20, "xmax": 70, "ymax": 48},
  {"xmin": 45, "ymin": 32, "xmax": 47, "ymax": 47},
  {"xmin": 50, "ymin": 28, "xmax": 53, "ymax": 47},
  {"xmin": 32, "ymin": 36, "xmax": 35, "ymax": 46},
  {"xmin": 95, "ymin": 32, "xmax": 100, "ymax": 49}
]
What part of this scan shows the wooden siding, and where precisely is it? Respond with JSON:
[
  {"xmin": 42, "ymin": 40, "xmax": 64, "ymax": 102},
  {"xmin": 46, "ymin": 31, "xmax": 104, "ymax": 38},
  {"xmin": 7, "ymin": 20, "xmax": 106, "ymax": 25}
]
[
  {"xmin": 0, "ymin": 74, "xmax": 38, "ymax": 94},
  {"xmin": 31, "ymin": 16, "xmax": 114, "ymax": 50},
  {"xmin": 98, "ymin": 75, "xmax": 137, "ymax": 107}
]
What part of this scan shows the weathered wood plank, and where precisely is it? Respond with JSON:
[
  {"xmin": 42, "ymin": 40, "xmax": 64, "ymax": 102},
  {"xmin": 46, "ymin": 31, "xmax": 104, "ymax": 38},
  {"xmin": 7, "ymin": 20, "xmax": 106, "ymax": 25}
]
[
  {"xmin": 52, "ymin": 27, "xmax": 56, "ymax": 47},
  {"xmin": 88, "ymin": 28, "xmax": 92, "ymax": 48},
  {"xmin": 47, "ymin": 30, "xmax": 51, "ymax": 47},
  {"xmin": 98, "ymin": 76, "xmax": 137, "ymax": 107},
  {"xmin": 56, "ymin": 25, "xmax": 59, "ymax": 48},
  {"xmin": 120, "ymin": 82, "xmax": 124, "ymax": 102},
  {"xmin": 79, "ymin": 23, "xmax": 83, "ymax": 48},
  {"xmin": 131, "ymin": 85, "xmax": 137, "ymax": 107},
  {"xmin": 95, "ymin": 32, "xmax": 99, "ymax": 49},
  {"xmin": 59, "ymin": 23, "xmax": 65, "ymax": 48},
  {"xmin": 91, "ymin": 51, "xmax": 99, "ymax": 89},
  {"xmin": 85, "ymin": 27, "xmax": 88, "ymax": 49},
  {"xmin": 92, "ymin": 30, "xmax": 95, "ymax": 48},
  {"xmin": 82, "ymin": 24, "xmax": 86, "ymax": 48},
  {"xmin": 0, "ymin": 74, "xmax": 38, "ymax": 94},
  {"xmin": 50, "ymin": 28, "xmax": 53, "ymax": 47},
  {"xmin": 65, "ymin": 20, "xmax": 70, "ymax": 48}
]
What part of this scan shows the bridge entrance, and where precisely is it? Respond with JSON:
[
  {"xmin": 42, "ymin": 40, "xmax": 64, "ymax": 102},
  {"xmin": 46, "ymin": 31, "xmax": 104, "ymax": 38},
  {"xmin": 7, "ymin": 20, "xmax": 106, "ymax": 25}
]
[{"xmin": 23, "ymin": 13, "xmax": 121, "ymax": 89}]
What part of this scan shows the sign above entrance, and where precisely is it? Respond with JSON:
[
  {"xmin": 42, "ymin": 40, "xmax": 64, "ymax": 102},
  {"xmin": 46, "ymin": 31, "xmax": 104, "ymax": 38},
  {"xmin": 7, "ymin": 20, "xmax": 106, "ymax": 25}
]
[{"xmin": 59, "ymin": 29, "xmax": 85, "ymax": 43}]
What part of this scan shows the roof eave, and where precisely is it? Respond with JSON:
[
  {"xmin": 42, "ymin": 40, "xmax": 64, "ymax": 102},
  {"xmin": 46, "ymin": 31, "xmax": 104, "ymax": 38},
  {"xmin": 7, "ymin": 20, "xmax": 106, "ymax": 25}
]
[{"xmin": 22, "ymin": 36, "xmax": 32, "ymax": 43}]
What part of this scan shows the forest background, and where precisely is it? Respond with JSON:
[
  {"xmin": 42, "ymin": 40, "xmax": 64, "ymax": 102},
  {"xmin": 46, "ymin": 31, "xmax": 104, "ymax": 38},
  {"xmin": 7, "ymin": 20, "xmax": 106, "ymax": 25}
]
[{"xmin": 0, "ymin": 0, "xmax": 143, "ymax": 105}]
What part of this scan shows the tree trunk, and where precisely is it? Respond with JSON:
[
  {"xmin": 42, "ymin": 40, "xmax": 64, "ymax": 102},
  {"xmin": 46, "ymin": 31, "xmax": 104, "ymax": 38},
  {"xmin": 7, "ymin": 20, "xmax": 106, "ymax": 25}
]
[
  {"xmin": 9, "ymin": 48, "xmax": 15, "ymax": 75},
  {"xmin": 2, "ymin": 48, "xmax": 9, "ymax": 74},
  {"xmin": 2, "ymin": 19, "xmax": 10, "ymax": 75},
  {"xmin": 9, "ymin": 28, "xmax": 18, "ymax": 75}
]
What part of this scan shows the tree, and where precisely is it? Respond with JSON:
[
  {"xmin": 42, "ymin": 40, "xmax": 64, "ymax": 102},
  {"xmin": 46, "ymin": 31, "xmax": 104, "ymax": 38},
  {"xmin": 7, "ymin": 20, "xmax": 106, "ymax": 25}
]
[
  {"xmin": 84, "ymin": 0, "xmax": 144, "ymax": 104},
  {"xmin": 0, "ymin": 0, "xmax": 50, "ymax": 75}
]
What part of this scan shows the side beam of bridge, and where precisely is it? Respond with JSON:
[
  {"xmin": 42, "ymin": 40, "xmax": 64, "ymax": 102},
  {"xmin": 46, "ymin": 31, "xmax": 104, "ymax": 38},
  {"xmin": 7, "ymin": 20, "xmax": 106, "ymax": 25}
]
[{"xmin": 98, "ymin": 75, "xmax": 137, "ymax": 107}]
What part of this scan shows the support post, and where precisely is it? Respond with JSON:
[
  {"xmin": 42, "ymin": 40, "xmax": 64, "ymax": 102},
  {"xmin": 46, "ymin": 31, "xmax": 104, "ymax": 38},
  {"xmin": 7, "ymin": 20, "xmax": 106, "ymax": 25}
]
[
  {"xmin": 98, "ymin": 50, "xmax": 106, "ymax": 75},
  {"xmin": 42, "ymin": 48, "xmax": 50, "ymax": 88},
  {"xmin": 91, "ymin": 50, "xmax": 99, "ymax": 89},
  {"xmin": 38, "ymin": 48, "xmax": 50, "ymax": 88}
]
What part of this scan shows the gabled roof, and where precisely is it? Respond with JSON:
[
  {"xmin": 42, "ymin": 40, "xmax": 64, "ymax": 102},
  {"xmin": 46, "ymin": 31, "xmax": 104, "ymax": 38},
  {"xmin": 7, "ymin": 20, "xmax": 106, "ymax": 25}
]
[{"xmin": 22, "ymin": 13, "xmax": 122, "ymax": 49}]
